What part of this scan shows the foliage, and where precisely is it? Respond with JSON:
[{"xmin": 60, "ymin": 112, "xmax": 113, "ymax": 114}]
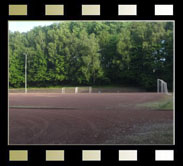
[{"xmin": 9, "ymin": 22, "xmax": 173, "ymax": 91}]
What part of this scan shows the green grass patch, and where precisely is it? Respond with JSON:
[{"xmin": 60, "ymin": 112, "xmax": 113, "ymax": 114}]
[
  {"xmin": 138, "ymin": 94, "xmax": 173, "ymax": 110},
  {"xmin": 9, "ymin": 84, "xmax": 144, "ymax": 89},
  {"xmin": 9, "ymin": 86, "xmax": 89, "ymax": 90},
  {"xmin": 9, "ymin": 85, "xmax": 146, "ymax": 93}
]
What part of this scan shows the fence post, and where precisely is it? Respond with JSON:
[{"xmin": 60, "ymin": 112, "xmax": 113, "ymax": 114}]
[
  {"xmin": 89, "ymin": 87, "xmax": 92, "ymax": 93},
  {"xmin": 62, "ymin": 88, "xmax": 65, "ymax": 94},
  {"xmin": 75, "ymin": 87, "xmax": 78, "ymax": 94}
]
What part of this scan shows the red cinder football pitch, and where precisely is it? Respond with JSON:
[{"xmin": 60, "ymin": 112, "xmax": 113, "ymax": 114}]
[{"xmin": 9, "ymin": 93, "xmax": 173, "ymax": 145}]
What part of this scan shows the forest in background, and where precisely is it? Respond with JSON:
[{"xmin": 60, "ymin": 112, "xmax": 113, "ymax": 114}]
[{"xmin": 9, "ymin": 22, "xmax": 173, "ymax": 91}]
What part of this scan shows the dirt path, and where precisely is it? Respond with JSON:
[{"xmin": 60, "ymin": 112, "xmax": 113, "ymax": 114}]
[{"xmin": 9, "ymin": 93, "xmax": 173, "ymax": 145}]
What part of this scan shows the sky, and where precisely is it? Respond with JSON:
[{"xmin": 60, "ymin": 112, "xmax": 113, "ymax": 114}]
[{"xmin": 9, "ymin": 21, "xmax": 61, "ymax": 33}]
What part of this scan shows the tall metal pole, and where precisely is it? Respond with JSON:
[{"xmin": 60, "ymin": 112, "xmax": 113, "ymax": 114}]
[{"xmin": 25, "ymin": 53, "xmax": 27, "ymax": 93}]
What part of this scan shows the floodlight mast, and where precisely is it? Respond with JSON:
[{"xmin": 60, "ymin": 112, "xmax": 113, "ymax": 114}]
[{"xmin": 24, "ymin": 53, "xmax": 27, "ymax": 93}]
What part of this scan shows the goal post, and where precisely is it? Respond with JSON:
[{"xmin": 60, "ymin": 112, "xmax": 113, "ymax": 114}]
[{"xmin": 157, "ymin": 79, "xmax": 169, "ymax": 94}]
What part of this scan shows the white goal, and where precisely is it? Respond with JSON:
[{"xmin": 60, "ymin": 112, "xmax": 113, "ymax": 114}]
[{"xmin": 157, "ymin": 79, "xmax": 169, "ymax": 94}]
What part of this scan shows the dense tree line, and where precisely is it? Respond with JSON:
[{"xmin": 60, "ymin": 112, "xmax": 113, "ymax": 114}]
[{"xmin": 9, "ymin": 22, "xmax": 173, "ymax": 91}]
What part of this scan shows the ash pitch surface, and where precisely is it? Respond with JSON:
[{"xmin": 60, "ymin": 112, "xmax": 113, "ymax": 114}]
[{"xmin": 9, "ymin": 93, "xmax": 173, "ymax": 145}]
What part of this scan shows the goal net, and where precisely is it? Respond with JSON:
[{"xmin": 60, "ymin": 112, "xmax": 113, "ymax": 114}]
[{"xmin": 157, "ymin": 79, "xmax": 169, "ymax": 94}]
